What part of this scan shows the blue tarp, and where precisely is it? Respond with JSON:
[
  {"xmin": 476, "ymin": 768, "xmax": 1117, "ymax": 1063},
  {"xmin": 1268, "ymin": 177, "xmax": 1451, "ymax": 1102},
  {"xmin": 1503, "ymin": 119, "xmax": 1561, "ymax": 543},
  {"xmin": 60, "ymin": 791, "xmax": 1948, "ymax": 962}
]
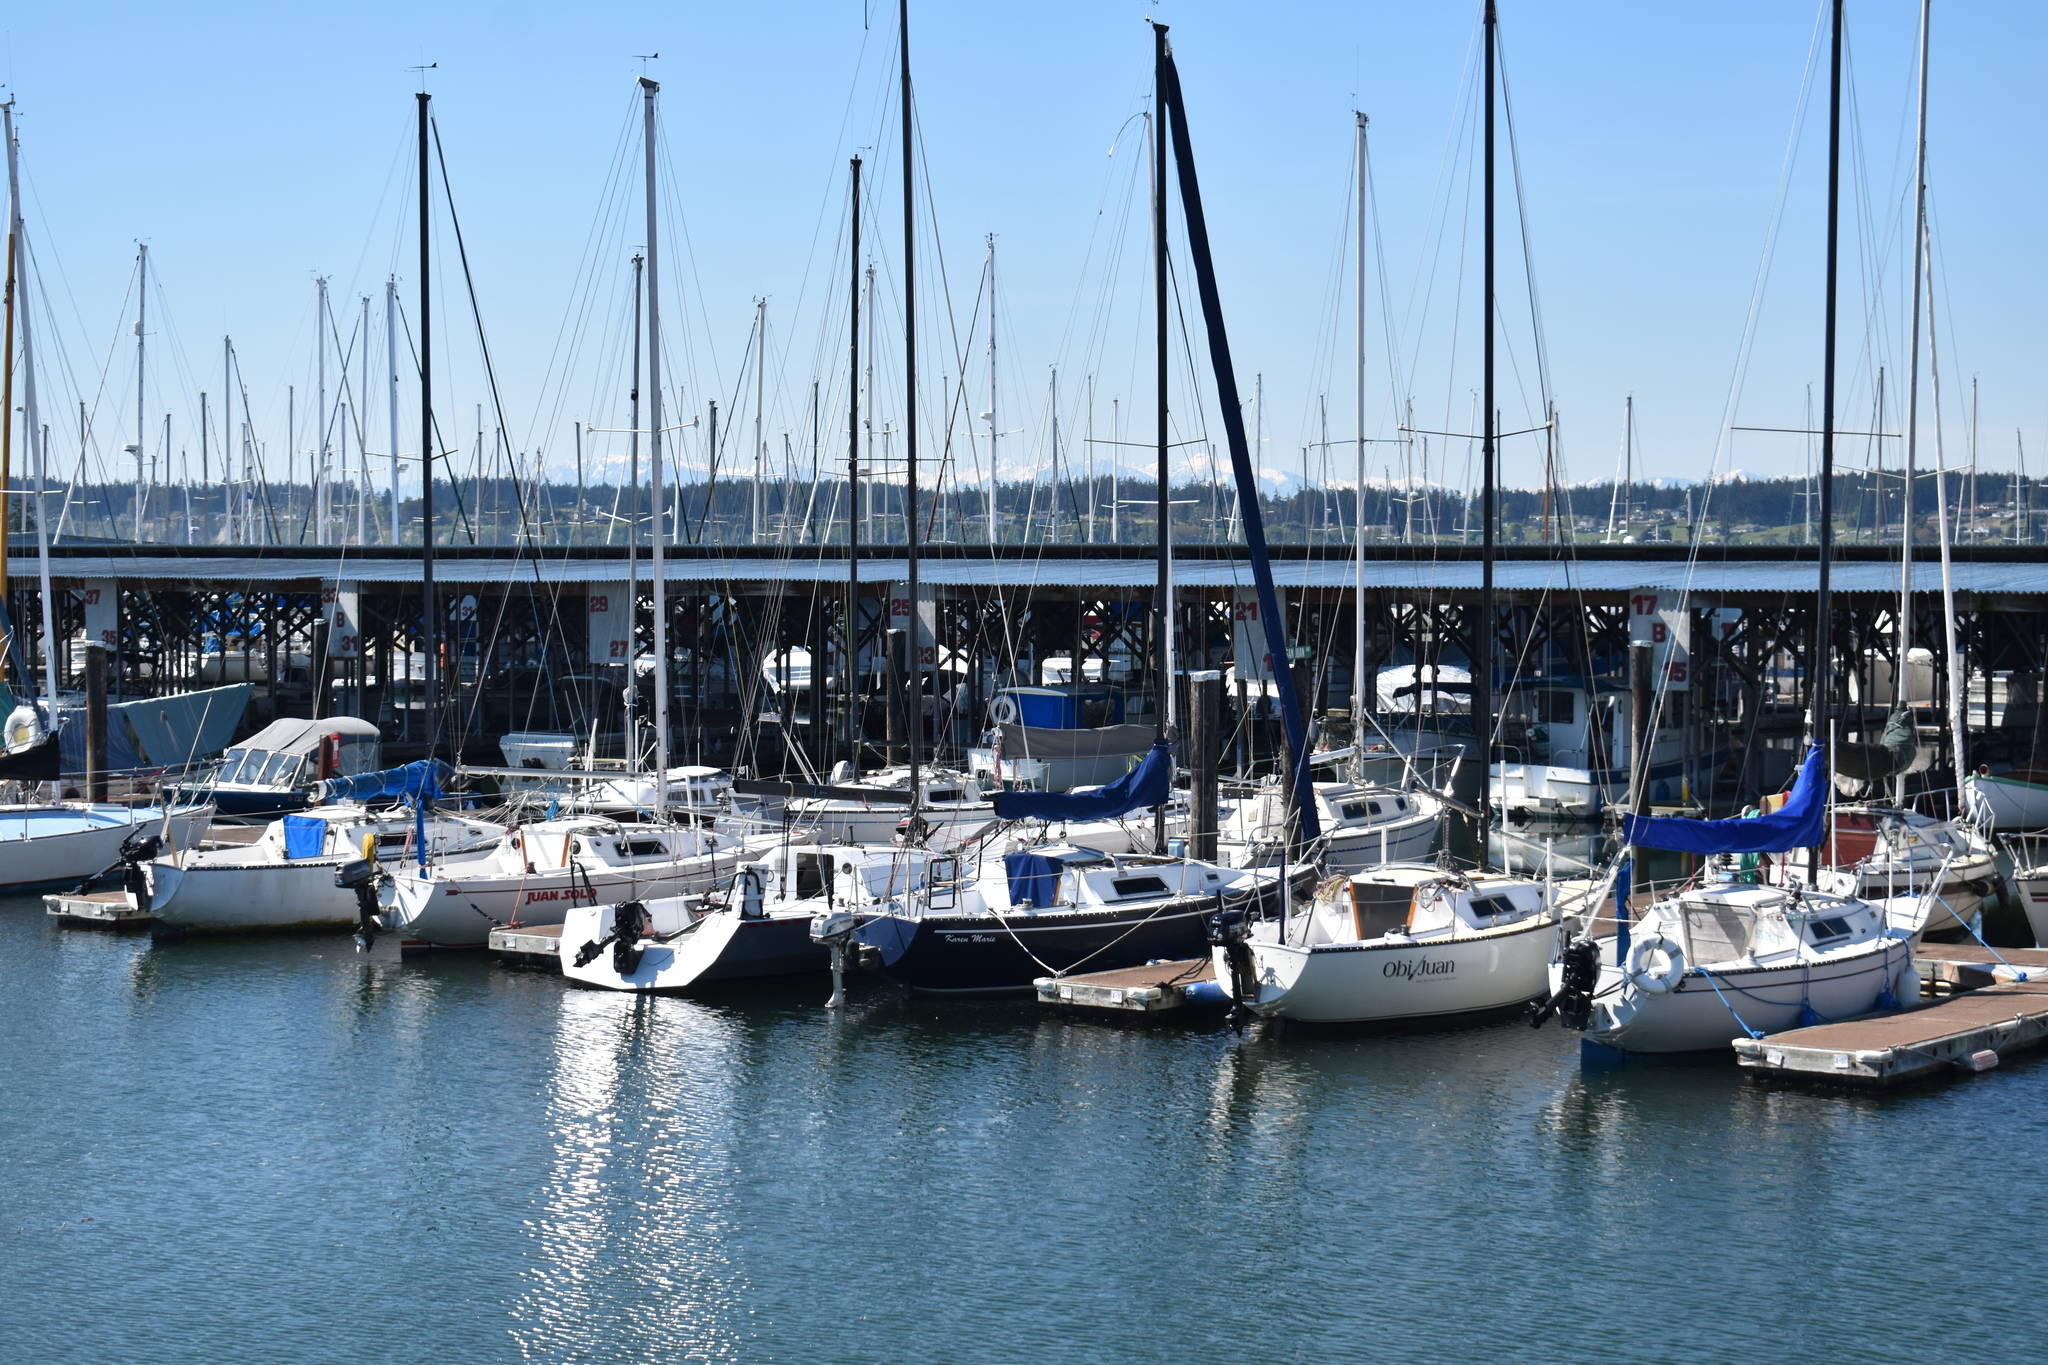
[
  {"xmin": 282, "ymin": 815, "xmax": 328, "ymax": 860},
  {"xmin": 53, "ymin": 684, "xmax": 253, "ymax": 776},
  {"xmin": 991, "ymin": 740, "xmax": 1172, "ymax": 823},
  {"xmin": 1622, "ymin": 744, "xmax": 1828, "ymax": 855},
  {"xmin": 1004, "ymin": 852, "xmax": 1064, "ymax": 909},
  {"xmin": 317, "ymin": 759, "xmax": 450, "ymax": 806}
]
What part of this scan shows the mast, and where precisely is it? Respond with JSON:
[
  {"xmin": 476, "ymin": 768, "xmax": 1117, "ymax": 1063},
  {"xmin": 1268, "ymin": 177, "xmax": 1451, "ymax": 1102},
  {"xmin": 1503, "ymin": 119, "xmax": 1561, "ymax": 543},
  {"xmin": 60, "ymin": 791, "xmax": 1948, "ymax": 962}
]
[
  {"xmin": 987, "ymin": 234, "xmax": 1000, "ymax": 545},
  {"xmin": 640, "ymin": 76, "xmax": 670, "ymax": 813},
  {"xmin": 1351, "ymin": 109, "xmax": 1369, "ymax": 742},
  {"xmin": 135, "ymin": 243, "xmax": 148, "ymax": 540},
  {"xmin": 753, "ymin": 296, "xmax": 767, "ymax": 543},
  {"xmin": 1, "ymin": 197, "xmax": 14, "ymax": 649},
  {"xmin": 1151, "ymin": 21, "xmax": 1172, "ymax": 850},
  {"xmin": 418, "ymin": 90, "xmax": 439, "ymax": 759},
  {"xmin": 1894, "ymin": 0, "xmax": 1930, "ymax": 805},
  {"xmin": 1476, "ymin": 1, "xmax": 1497, "ymax": 852},
  {"xmin": 627, "ymin": 252, "xmax": 644, "ymax": 767},
  {"xmin": 386, "ymin": 277, "xmax": 400, "ymax": 542},
  {"xmin": 846, "ymin": 154, "xmax": 862, "ymax": 768},
  {"xmin": 3, "ymin": 102, "xmax": 58, "ymax": 706},
  {"xmin": 316, "ymin": 275, "xmax": 330, "ymax": 539},
  {"xmin": 1810, "ymin": 0, "xmax": 1842, "ymax": 876},
  {"xmin": 358, "ymin": 293, "xmax": 371, "ymax": 545},
  {"xmin": 900, "ymin": 0, "xmax": 923, "ymax": 813}
]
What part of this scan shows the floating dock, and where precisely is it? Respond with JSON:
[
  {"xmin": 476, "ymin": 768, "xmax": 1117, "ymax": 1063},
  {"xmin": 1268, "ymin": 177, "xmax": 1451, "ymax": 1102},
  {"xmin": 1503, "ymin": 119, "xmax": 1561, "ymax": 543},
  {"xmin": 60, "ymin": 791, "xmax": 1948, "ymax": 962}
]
[
  {"xmin": 1735, "ymin": 946, "xmax": 2048, "ymax": 1087},
  {"xmin": 488, "ymin": 922, "xmax": 563, "ymax": 970},
  {"xmin": 44, "ymin": 889, "xmax": 151, "ymax": 930},
  {"xmin": 1034, "ymin": 958, "xmax": 1222, "ymax": 1018}
]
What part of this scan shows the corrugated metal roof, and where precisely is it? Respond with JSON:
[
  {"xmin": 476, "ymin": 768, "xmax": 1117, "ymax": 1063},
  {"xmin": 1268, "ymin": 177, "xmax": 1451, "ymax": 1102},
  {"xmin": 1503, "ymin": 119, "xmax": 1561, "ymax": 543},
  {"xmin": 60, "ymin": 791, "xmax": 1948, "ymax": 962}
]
[{"xmin": 10, "ymin": 552, "xmax": 2047, "ymax": 597}]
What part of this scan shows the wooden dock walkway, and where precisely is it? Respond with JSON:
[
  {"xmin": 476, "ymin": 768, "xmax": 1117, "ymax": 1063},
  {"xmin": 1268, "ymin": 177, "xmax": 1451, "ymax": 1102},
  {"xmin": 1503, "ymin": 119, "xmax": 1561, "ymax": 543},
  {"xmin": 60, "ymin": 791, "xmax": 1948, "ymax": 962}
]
[
  {"xmin": 489, "ymin": 922, "xmax": 563, "ymax": 970},
  {"xmin": 1034, "ymin": 958, "xmax": 1222, "ymax": 1018},
  {"xmin": 1736, "ymin": 946, "xmax": 2048, "ymax": 1087}
]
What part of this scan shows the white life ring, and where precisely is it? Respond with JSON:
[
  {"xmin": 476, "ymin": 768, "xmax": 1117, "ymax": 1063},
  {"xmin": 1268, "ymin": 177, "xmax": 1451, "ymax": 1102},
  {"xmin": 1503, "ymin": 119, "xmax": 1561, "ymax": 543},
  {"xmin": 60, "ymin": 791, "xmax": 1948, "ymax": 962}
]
[
  {"xmin": 989, "ymin": 695, "xmax": 1020, "ymax": 725},
  {"xmin": 1625, "ymin": 934, "xmax": 1687, "ymax": 995}
]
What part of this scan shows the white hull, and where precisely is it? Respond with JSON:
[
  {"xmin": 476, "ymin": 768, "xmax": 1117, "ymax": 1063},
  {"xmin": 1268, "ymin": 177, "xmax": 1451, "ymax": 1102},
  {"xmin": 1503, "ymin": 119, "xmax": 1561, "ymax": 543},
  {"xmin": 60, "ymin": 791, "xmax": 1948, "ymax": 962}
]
[
  {"xmin": 1965, "ymin": 773, "xmax": 2048, "ymax": 830},
  {"xmin": 0, "ymin": 805, "xmax": 213, "ymax": 892},
  {"xmin": 786, "ymin": 803, "xmax": 991, "ymax": 844},
  {"xmin": 384, "ymin": 844, "xmax": 763, "ymax": 947},
  {"xmin": 559, "ymin": 902, "xmax": 823, "ymax": 993},
  {"xmin": 148, "ymin": 858, "xmax": 363, "ymax": 931},
  {"xmin": 1574, "ymin": 940, "xmax": 1914, "ymax": 1054},
  {"xmin": 1321, "ymin": 811, "xmax": 1439, "ymax": 873},
  {"xmin": 2015, "ymin": 869, "xmax": 2048, "ymax": 948},
  {"xmin": 1223, "ymin": 917, "xmax": 1554, "ymax": 1024}
]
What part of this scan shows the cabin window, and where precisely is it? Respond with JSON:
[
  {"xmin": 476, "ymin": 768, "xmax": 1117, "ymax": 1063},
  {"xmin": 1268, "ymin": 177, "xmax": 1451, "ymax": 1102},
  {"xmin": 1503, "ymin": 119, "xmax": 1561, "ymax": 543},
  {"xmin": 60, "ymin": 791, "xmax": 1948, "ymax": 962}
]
[
  {"xmin": 1471, "ymin": 894, "xmax": 1521, "ymax": 922},
  {"xmin": 1806, "ymin": 915, "xmax": 1852, "ymax": 945},
  {"xmin": 614, "ymin": 838, "xmax": 669, "ymax": 859},
  {"xmin": 1368, "ymin": 801, "xmax": 1384, "ymax": 816},
  {"xmin": 1111, "ymin": 875, "xmax": 1169, "ymax": 899},
  {"xmin": 927, "ymin": 790, "xmax": 961, "ymax": 804},
  {"xmin": 794, "ymin": 855, "xmax": 827, "ymax": 899},
  {"xmin": 1340, "ymin": 801, "xmax": 1372, "ymax": 821},
  {"xmin": 1392, "ymin": 798, "xmax": 1407, "ymax": 812},
  {"xmin": 261, "ymin": 753, "xmax": 303, "ymax": 786},
  {"xmin": 1542, "ymin": 691, "xmax": 1575, "ymax": 724},
  {"xmin": 373, "ymin": 833, "xmax": 410, "ymax": 851}
]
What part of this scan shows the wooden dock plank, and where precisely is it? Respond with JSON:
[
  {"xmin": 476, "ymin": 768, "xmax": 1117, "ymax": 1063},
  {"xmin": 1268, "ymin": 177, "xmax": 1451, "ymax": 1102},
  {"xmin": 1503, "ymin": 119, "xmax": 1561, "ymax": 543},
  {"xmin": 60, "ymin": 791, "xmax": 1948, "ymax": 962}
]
[
  {"xmin": 1034, "ymin": 958, "xmax": 1217, "ymax": 1016},
  {"xmin": 1735, "ymin": 980, "xmax": 2048, "ymax": 1086}
]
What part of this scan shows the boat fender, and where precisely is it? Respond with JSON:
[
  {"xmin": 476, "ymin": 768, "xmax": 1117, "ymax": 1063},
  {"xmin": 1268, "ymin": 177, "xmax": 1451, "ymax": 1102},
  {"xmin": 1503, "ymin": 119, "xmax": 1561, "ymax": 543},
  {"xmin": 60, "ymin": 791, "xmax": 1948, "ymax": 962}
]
[
  {"xmin": 1625, "ymin": 934, "xmax": 1687, "ymax": 995},
  {"xmin": 1894, "ymin": 965, "xmax": 1922, "ymax": 1005}
]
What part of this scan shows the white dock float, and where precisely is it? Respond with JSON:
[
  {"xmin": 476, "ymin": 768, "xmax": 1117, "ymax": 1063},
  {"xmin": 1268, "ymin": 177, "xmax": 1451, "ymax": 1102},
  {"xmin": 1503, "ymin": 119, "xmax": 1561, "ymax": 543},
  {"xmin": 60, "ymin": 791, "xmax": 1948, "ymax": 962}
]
[
  {"xmin": 44, "ymin": 889, "xmax": 152, "ymax": 930},
  {"xmin": 1035, "ymin": 958, "xmax": 1220, "ymax": 1017},
  {"xmin": 1735, "ymin": 976, "xmax": 2048, "ymax": 1087},
  {"xmin": 488, "ymin": 922, "xmax": 563, "ymax": 971}
]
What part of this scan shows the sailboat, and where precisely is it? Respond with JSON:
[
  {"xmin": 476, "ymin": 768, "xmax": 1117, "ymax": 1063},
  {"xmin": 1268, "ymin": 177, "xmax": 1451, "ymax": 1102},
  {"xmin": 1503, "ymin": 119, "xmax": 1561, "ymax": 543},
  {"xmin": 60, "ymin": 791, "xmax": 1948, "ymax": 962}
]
[
  {"xmin": 373, "ymin": 83, "xmax": 782, "ymax": 949},
  {"xmin": 0, "ymin": 100, "xmax": 214, "ymax": 893},
  {"xmin": 1537, "ymin": 0, "xmax": 1925, "ymax": 1056},
  {"xmin": 817, "ymin": 9, "xmax": 1294, "ymax": 997}
]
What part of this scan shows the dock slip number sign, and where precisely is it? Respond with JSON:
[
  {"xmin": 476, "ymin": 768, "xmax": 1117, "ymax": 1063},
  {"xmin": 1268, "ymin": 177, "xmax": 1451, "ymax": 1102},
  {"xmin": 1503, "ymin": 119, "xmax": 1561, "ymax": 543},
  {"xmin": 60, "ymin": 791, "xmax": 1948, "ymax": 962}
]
[
  {"xmin": 1628, "ymin": 589, "xmax": 1691, "ymax": 691},
  {"xmin": 588, "ymin": 583, "xmax": 632, "ymax": 663},
  {"xmin": 80, "ymin": 579, "xmax": 118, "ymax": 649},
  {"xmin": 322, "ymin": 583, "xmax": 361, "ymax": 660}
]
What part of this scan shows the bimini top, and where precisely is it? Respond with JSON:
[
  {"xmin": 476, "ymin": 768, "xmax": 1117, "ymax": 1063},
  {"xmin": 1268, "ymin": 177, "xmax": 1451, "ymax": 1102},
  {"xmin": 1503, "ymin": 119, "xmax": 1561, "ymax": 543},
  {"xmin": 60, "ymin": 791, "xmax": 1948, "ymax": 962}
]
[{"xmin": 236, "ymin": 715, "xmax": 381, "ymax": 756}]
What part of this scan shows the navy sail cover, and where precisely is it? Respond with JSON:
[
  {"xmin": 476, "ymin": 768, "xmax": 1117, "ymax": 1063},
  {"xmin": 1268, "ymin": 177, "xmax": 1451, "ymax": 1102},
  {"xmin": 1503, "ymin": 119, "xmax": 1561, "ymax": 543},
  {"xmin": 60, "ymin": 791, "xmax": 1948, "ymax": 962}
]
[
  {"xmin": 991, "ymin": 740, "xmax": 1172, "ymax": 824},
  {"xmin": 1621, "ymin": 744, "xmax": 1827, "ymax": 855},
  {"xmin": 317, "ymin": 759, "xmax": 451, "ymax": 806}
]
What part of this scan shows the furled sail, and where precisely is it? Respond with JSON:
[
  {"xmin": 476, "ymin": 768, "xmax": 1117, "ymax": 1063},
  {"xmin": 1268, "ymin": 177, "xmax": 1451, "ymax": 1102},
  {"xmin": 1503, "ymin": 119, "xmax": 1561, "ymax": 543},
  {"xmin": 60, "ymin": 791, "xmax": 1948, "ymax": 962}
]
[
  {"xmin": 991, "ymin": 740, "xmax": 1170, "ymax": 824},
  {"xmin": 317, "ymin": 759, "xmax": 451, "ymax": 806},
  {"xmin": 1621, "ymin": 745, "xmax": 1826, "ymax": 855}
]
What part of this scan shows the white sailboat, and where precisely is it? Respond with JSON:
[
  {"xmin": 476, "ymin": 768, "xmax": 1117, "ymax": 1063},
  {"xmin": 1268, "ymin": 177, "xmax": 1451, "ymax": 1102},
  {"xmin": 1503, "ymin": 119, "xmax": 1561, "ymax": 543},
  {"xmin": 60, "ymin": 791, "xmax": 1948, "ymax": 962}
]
[{"xmin": 1212, "ymin": 861, "xmax": 1557, "ymax": 1025}]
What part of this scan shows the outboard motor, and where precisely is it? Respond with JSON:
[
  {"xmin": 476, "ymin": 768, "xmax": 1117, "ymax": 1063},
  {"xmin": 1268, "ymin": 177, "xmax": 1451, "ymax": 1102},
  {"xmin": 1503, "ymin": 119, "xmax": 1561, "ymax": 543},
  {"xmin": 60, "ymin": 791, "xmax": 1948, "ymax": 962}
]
[
  {"xmin": 1206, "ymin": 896, "xmax": 1256, "ymax": 1030},
  {"xmin": 118, "ymin": 832, "xmax": 164, "ymax": 910},
  {"xmin": 335, "ymin": 857, "xmax": 381, "ymax": 952},
  {"xmin": 1530, "ymin": 937, "xmax": 1601, "ymax": 1031},
  {"xmin": 809, "ymin": 908, "xmax": 861, "ymax": 1009},
  {"xmin": 611, "ymin": 900, "xmax": 653, "ymax": 977}
]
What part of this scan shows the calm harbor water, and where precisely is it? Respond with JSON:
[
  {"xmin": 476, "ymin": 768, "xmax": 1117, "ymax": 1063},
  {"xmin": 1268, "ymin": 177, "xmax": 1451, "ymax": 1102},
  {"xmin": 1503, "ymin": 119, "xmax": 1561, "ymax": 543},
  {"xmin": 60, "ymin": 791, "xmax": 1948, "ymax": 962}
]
[{"xmin": 5, "ymin": 892, "xmax": 2046, "ymax": 1363}]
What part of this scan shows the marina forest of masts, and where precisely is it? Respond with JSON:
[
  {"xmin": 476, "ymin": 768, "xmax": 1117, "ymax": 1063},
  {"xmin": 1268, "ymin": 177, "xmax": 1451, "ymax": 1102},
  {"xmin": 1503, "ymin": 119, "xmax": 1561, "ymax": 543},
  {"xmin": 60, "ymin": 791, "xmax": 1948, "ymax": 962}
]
[{"xmin": 16, "ymin": 468, "xmax": 2045, "ymax": 551}]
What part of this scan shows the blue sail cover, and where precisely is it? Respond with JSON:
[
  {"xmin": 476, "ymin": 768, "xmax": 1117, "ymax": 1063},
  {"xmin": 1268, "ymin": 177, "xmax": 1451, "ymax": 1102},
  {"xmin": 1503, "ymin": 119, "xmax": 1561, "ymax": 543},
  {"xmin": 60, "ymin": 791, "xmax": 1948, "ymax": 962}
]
[
  {"xmin": 991, "ymin": 740, "xmax": 1172, "ymax": 823},
  {"xmin": 1004, "ymin": 852, "xmax": 1064, "ymax": 909},
  {"xmin": 1621, "ymin": 745, "xmax": 1827, "ymax": 855},
  {"xmin": 282, "ymin": 815, "xmax": 329, "ymax": 860},
  {"xmin": 317, "ymin": 759, "xmax": 450, "ymax": 806}
]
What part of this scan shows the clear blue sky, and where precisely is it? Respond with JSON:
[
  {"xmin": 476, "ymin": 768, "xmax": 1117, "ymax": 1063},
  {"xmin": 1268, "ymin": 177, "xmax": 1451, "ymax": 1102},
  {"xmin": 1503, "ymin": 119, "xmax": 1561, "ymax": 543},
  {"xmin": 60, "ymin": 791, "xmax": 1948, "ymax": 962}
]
[{"xmin": 4, "ymin": 0, "xmax": 2044, "ymax": 503}]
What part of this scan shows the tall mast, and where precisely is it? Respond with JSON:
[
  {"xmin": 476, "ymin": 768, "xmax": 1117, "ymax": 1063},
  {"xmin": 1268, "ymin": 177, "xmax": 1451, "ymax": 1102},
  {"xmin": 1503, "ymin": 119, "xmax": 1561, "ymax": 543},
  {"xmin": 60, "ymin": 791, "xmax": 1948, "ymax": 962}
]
[
  {"xmin": 1894, "ymin": 0, "xmax": 1931, "ymax": 804},
  {"xmin": 640, "ymin": 75, "xmax": 670, "ymax": 812},
  {"xmin": 987, "ymin": 234, "xmax": 1000, "ymax": 545},
  {"xmin": 1476, "ymin": 2, "xmax": 1497, "ymax": 851},
  {"xmin": 1811, "ymin": 0, "xmax": 1843, "ymax": 874},
  {"xmin": 1152, "ymin": 21, "xmax": 1170, "ymax": 771},
  {"xmin": 223, "ymin": 336, "xmax": 235, "ymax": 543},
  {"xmin": 316, "ymin": 274, "xmax": 330, "ymax": 539},
  {"xmin": 135, "ymin": 242, "xmax": 148, "ymax": 540},
  {"xmin": 900, "ymin": 0, "xmax": 922, "ymax": 810},
  {"xmin": 358, "ymin": 293, "xmax": 371, "ymax": 545},
  {"xmin": 627, "ymin": 252, "xmax": 644, "ymax": 766},
  {"xmin": 418, "ymin": 90, "xmax": 439, "ymax": 758},
  {"xmin": 846, "ymin": 155, "xmax": 862, "ymax": 768},
  {"xmin": 3, "ymin": 102, "xmax": 58, "ymax": 705},
  {"xmin": 385, "ymin": 277, "xmax": 401, "ymax": 542},
  {"xmin": 1351, "ymin": 109, "xmax": 1370, "ymax": 740},
  {"xmin": 753, "ymin": 296, "xmax": 767, "ymax": 543}
]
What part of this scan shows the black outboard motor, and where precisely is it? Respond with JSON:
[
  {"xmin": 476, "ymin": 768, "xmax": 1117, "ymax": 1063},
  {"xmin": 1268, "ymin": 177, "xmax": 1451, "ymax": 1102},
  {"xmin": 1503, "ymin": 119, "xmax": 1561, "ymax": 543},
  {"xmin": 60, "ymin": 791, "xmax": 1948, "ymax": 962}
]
[
  {"xmin": 335, "ymin": 858, "xmax": 381, "ymax": 952},
  {"xmin": 1530, "ymin": 937, "xmax": 1601, "ymax": 1031},
  {"xmin": 611, "ymin": 900, "xmax": 653, "ymax": 977},
  {"xmin": 118, "ymin": 832, "xmax": 164, "ymax": 909},
  {"xmin": 1206, "ymin": 896, "xmax": 1256, "ymax": 1031}
]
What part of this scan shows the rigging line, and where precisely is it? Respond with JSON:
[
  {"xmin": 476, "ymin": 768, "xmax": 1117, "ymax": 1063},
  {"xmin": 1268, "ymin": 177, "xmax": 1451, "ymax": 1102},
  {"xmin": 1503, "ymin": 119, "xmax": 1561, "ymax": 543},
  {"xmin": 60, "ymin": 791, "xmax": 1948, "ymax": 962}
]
[
  {"xmin": 1491, "ymin": 21, "xmax": 1554, "ymax": 417},
  {"xmin": 49, "ymin": 247, "xmax": 139, "ymax": 541}
]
